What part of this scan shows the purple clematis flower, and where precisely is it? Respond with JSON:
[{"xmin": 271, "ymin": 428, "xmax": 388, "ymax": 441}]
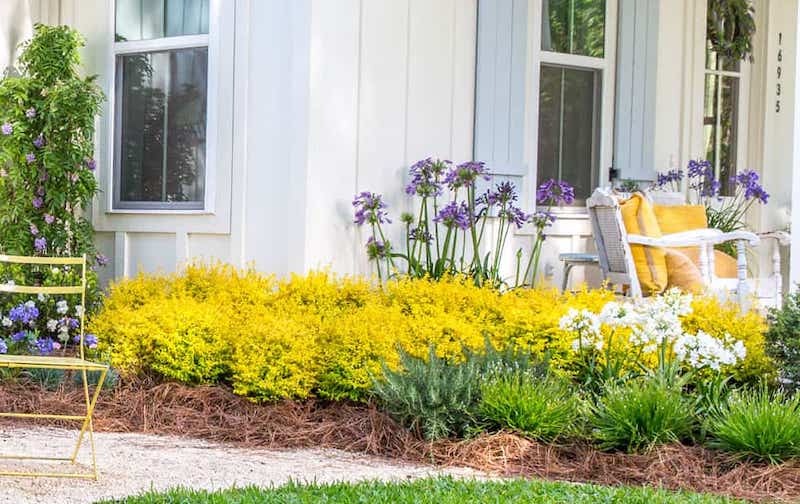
[
  {"xmin": 44, "ymin": 213, "xmax": 55, "ymax": 224},
  {"xmin": 34, "ymin": 236, "xmax": 46, "ymax": 253},
  {"xmin": 25, "ymin": 108, "xmax": 36, "ymax": 119},
  {"xmin": 25, "ymin": 153, "xmax": 35, "ymax": 164},
  {"xmin": 1, "ymin": 123, "xmax": 12, "ymax": 135},
  {"xmin": 32, "ymin": 196, "xmax": 43, "ymax": 209},
  {"xmin": 29, "ymin": 223, "xmax": 39, "ymax": 236},
  {"xmin": 33, "ymin": 134, "xmax": 45, "ymax": 148}
]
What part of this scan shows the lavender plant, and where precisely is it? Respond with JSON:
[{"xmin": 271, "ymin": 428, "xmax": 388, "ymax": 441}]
[
  {"xmin": 353, "ymin": 158, "xmax": 573, "ymax": 288},
  {"xmin": 0, "ymin": 25, "xmax": 105, "ymax": 357}
]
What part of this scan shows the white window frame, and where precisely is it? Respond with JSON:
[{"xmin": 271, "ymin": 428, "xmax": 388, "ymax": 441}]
[
  {"xmin": 107, "ymin": 0, "xmax": 223, "ymax": 214},
  {"xmin": 525, "ymin": 0, "xmax": 617, "ymax": 213},
  {"xmin": 701, "ymin": 23, "xmax": 750, "ymax": 190}
]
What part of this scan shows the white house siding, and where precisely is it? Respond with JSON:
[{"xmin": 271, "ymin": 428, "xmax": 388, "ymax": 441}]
[
  {"xmin": 17, "ymin": 0, "xmax": 800, "ymax": 287},
  {"xmin": 304, "ymin": 0, "xmax": 477, "ymax": 276}
]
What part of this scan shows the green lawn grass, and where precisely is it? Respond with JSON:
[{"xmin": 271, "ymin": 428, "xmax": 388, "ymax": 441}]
[{"xmin": 97, "ymin": 477, "xmax": 746, "ymax": 504}]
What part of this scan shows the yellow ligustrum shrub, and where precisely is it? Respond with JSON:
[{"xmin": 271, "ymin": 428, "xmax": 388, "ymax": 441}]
[{"xmin": 90, "ymin": 263, "xmax": 774, "ymax": 402}]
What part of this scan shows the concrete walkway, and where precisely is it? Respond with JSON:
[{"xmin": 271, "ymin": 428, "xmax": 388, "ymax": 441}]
[{"xmin": 0, "ymin": 426, "xmax": 481, "ymax": 504}]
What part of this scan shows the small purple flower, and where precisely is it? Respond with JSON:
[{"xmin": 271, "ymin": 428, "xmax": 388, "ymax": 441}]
[
  {"xmin": 34, "ymin": 338, "xmax": 59, "ymax": 355},
  {"xmin": 1, "ymin": 123, "xmax": 12, "ymax": 135},
  {"xmin": 365, "ymin": 236, "xmax": 389, "ymax": 260},
  {"xmin": 500, "ymin": 205, "xmax": 531, "ymax": 229},
  {"xmin": 735, "ymin": 169, "xmax": 769, "ymax": 204},
  {"xmin": 433, "ymin": 201, "xmax": 471, "ymax": 230},
  {"xmin": 95, "ymin": 253, "xmax": 110, "ymax": 267},
  {"xmin": 536, "ymin": 179, "xmax": 575, "ymax": 206},
  {"xmin": 44, "ymin": 213, "xmax": 55, "ymax": 224},
  {"xmin": 74, "ymin": 333, "xmax": 98, "ymax": 349},
  {"xmin": 33, "ymin": 134, "xmax": 45, "ymax": 148},
  {"xmin": 0, "ymin": 339, "xmax": 6, "ymax": 354},
  {"xmin": 408, "ymin": 227, "xmax": 433, "ymax": 244},
  {"xmin": 85, "ymin": 158, "xmax": 96, "ymax": 171},
  {"xmin": 25, "ymin": 107, "xmax": 36, "ymax": 119},
  {"xmin": 39, "ymin": 170, "xmax": 48, "ymax": 182},
  {"xmin": 9, "ymin": 304, "xmax": 39, "ymax": 325},
  {"xmin": 25, "ymin": 153, "xmax": 35, "ymax": 164},
  {"xmin": 29, "ymin": 223, "xmax": 39, "ymax": 236},
  {"xmin": 11, "ymin": 331, "xmax": 27, "ymax": 343},
  {"xmin": 405, "ymin": 158, "xmax": 447, "ymax": 197},
  {"xmin": 353, "ymin": 192, "xmax": 391, "ymax": 226},
  {"xmin": 32, "ymin": 196, "xmax": 43, "ymax": 209},
  {"xmin": 531, "ymin": 210, "xmax": 557, "ymax": 230},
  {"xmin": 34, "ymin": 236, "xmax": 46, "ymax": 253},
  {"xmin": 443, "ymin": 161, "xmax": 490, "ymax": 189}
]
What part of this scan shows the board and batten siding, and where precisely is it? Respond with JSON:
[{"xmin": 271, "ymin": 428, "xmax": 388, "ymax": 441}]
[
  {"xmin": 28, "ymin": 0, "xmax": 477, "ymax": 281},
  {"xmin": 304, "ymin": 0, "xmax": 477, "ymax": 276}
]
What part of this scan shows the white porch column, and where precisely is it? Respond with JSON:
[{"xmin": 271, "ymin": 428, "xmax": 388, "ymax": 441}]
[{"xmin": 0, "ymin": 0, "xmax": 32, "ymax": 74}]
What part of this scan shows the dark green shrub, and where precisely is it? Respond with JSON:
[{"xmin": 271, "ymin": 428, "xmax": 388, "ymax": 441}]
[
  {"xmin": 591, "ymin": 377, "xmax": 695, "ymax": 452},
  {"xmin": 709, "ymin": 387, "xmax": 800, "ymax": 463},
  {"xmin": 766, "ymin": 290, "xmax": 800, "ymax": 389},
  {"xmin": 23, "ymin": 367, "xmax": 65, "ymax": 391},
  {"xmin": 373, "ymin": 345, "xmax": 481, "ymax": 440},
  {"xmin": 479, "ymin": 372, "xmax": 579, "ymax": 441}
]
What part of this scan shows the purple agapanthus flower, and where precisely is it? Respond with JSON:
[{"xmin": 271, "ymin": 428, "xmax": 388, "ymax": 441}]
[
  {"xmin": 443, "ymin": 161, "xmax": 490, "ymax": 189},
  {"xmin": 687, "ymin": 159, "xmax": 714, "ymax": 179},
  {"xmin": 25, "ymin": 153, "xmax": 35, "ymax": 164},
  {"xmin": 29, "ymin": 223, "xmax": 39, "ymax": 236},
  {"xmin": 433, "ymin": 201, "xmax": 471, "ymax": 230},
  {"xmin": 500, "ymin": 205, "xmax": 531, "ymax": 229},
  {"xmin": 408, "ymin": 227, "xmax": 433, "ymax": 244},
  {"xmin": 735, "ymin": 169, "xmax": 769, "ymax": 203},
  {"xmin": 44, "ymin": 213, "xmax": 55, "ymax": 224},
  {"xmin": 34, "ymin": 236, "xmax": 46, "ymax": 253},
  {"xmin": 531, "ymin": 209, "xmax": 557, "ymax": 230},
  {"xmin": 365, "ymin": 236, "xmax": 389, "ymax": 260},
  {"xmin": 1, "ymin": 123, "xmax": 12, "ymax": 135},
  {"xmin": 353, "ymin": 192, "xmax": 391, "ymax": 226},
  {"xmin": 405, "ymin": 158, "xmax": 447, "ymax": 197},
  {"xmin": 9, "ymin": 303, "xmax": 39, "ymax": 325},
  {"xmin": 33, "ymin": 134, "xmax": 45, "ymax": 148},
  {"xmin": 10, "ymin": 331, "xmax": 27, "ymax": 343},
  {"xmin": 73, "ymin": 333, "xmax": 98, "ymax": 349},
  {"xmin": 0, "ymin": 339, "xmax": 6, "ymax": 354},
  {"xmin": 32, "ymin": 196, "xmax": 43, "ymax": 209},
  {"xmin": 25, "ymin": 108, "xmax": 36, "ymax": 119},
  {"xmin": 656, "ymin": 169, "xmax": 684, "ymax": 188},
  {"xmin": 536, "ymin": 179, "xmax": 575, "ymax": 206}
]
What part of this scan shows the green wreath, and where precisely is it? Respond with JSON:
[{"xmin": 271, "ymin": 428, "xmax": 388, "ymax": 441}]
[{"xmin": 707, "ymin": 0, "xmax": 756, "ymax": 63}]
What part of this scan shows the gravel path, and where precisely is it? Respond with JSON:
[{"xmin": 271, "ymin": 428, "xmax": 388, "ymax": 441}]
[{"xmin": 0, "ymin": 427, "xmax": 482, "ymax": 504}]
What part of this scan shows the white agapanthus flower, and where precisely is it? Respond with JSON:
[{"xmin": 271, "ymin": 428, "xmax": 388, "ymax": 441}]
[
  {"xmin": 598, "ymin": 301, "xmax": 638, "ymax": 327},
  {"xmin": 560, "ymin": 308, "xmax": 603, "ymax": 351},
  {"xmin": 1, "ymin": 317, "xmax": 11, "ymax": 328},
  {"xmin": 56, "ymin": 300, "xmax": 69, "ymax": 315},
  {"xmin": 37, "ymin": 293, "xmax": 46, "ymax": 302},
  {"xmin": 46, "ymin": 319, "xmax": 58, "ymax": 332},
  {"xmin": 74, "ymin": 305, "xmax": 84, "ymax": 317},
  {"xmin": 673, "ymin": 330, "xmax": 746, "ymax": 371}
]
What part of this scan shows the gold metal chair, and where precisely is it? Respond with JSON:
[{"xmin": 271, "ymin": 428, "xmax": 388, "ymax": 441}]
[{"xmin": 0, "ymin": 254, "xmax": 108, "ymax": 480}]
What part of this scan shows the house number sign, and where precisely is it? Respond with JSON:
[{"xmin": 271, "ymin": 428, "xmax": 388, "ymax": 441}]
[{"xmin": 777, "ymin": 32, "xmax": 783, "ymax": 113}]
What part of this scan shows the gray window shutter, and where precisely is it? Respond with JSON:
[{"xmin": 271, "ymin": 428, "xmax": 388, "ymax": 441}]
[
  {"xmin": 474, "ymin": 0, "xmax": 528, "ymax": 177},
  {"xmin": 614, "ymin": 0, "xmax": 659, "ymax": 182}
]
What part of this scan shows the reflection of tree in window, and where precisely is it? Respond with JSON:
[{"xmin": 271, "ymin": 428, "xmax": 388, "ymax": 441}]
[
  {"xmin": 117, "ymin": 47, "xmax": 207, "ymax": 204},
  {"xmin": 541, "ymin": 0, "xmax": 605, "ymax": 57},
  {"xmin": 703, "ymin": 50, "xmax": 739, "ymax": 197}
]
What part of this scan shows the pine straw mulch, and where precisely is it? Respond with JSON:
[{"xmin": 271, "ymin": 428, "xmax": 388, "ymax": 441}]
[{"xmin": 0, "ymin": 379, "xmax": 798, "ymax": 502}]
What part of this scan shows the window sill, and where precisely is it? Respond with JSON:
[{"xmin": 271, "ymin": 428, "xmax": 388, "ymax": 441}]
[{"xmin": 105, "ymin": 209, "xmax": 215, "ymax": 216}]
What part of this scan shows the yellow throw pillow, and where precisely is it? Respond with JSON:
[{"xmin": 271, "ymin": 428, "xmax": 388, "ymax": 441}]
[
  {"xmin": 653, "ymin": 204, "xmax": 736, "ymax": 278},
  {"xmin": 653, "ymin": 204, "xmax": 708, "ymax": 234},
  {"xmin": 619, "ymin": 193, "xmax": 668, "ymax": 295},
  {"xmin": 664, "ymin": 248, "xmax": 705, "ymax": 294}
]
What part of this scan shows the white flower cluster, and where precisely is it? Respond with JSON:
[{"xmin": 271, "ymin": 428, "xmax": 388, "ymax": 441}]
[
  {"xmin": 673, "ymin": 330, "xmax": 747, "ymax": 371},
  {"xmin": 559, "ymin": 308, "xmax": 603, "ymax": 351},
  {"xmin": 560, "ymin": 288, "xmax": 746, "ymax": 371}
]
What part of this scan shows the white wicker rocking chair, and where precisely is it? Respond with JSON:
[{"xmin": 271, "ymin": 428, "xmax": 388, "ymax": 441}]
[{"xmin": 586, "ymin": 188, "xmax": 759, "ymax": 309}]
